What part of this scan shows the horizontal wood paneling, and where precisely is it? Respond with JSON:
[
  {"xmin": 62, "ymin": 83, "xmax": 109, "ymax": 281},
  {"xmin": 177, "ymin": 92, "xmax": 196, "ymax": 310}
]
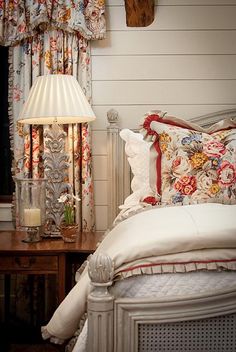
[
  {"xmin": 0, "ymin": 203, "xmax": 12, "ymax": 221},
  {"xmin": 0, "ymin": 222, "xmax": 14, "ymax": 230},
  {"xmin": 95, "ymin": 206, "xmax": 108, "ymax": 231},
  {"xmin": 91, "ymin": 1, "xmax": 236, "ymax": 230},
  {"xmin": 107, "ymin": 6, "xmax": 236, "ymax": 31},
  {"xmin": 94, "ymin": 181, "xmax": 108, "ymax": 205},
  {"xmin": 92, "ymin": 156, "xmax": 107, "ymax": 180},
  {"xmin": 92, "ymin": 55, "xmax": 236, "ymax": 80},
  {"xmin": 91, "ymin": 131, "xmax": 107, "ymax": 155},
  {"xmin": 91, "ymin": 31, "xmax": 236, "ymax": 55},
  {"xmin": 158, "ymin": 0, "xmax": 236, "ymax": 5},
  {"xmin": 107, "ymin": 0, "xmax": 236, "ymax": 5},
  {"xmin": 91, "ymin": 105, "xmax": 236, "ymax": 130},
  {"xmin": 92, "ymin": 80, "xmax": 236, "ymax": 105}
]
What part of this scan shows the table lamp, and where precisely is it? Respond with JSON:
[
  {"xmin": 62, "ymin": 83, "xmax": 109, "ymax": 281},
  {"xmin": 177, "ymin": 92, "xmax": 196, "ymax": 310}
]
[{"xmin": 18, "ymin": 74, "xmax": 96, "ymax": 237}]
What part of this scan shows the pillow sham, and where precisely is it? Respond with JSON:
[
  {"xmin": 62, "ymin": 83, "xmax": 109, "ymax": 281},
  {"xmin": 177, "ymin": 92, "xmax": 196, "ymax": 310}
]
[
  {"xmin": 119, "ymin": 129, "xmax": 153, "ymax": 209},
  {"xmin": 120, "ymin": 129, "xmax": 151, "ymax": 192},
  {"xmin": 141, "ymin": 113, "xmax": 236, "ymax": 206}
]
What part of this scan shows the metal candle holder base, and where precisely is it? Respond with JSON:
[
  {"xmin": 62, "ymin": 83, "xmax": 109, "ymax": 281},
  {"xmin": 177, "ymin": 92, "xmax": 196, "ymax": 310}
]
[{"xmin": 22, "ymin": 226, "xmax": 41, "ymax": 243}]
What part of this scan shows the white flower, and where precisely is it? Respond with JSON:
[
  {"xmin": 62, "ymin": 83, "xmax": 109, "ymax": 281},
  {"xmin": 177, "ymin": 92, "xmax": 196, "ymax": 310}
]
[
  {"xmin": 58, "ymin": 192, "xmax": 81, "ymax": 225},
  {"xmin": 58, "ymin": 194, "xmax": 70, "ymax": 203}
]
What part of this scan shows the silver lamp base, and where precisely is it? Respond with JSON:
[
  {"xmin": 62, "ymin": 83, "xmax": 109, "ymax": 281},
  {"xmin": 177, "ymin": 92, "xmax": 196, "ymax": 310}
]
[{"xmin": 43, "ymin": 123, "xmax": 72, "ymax": 237}]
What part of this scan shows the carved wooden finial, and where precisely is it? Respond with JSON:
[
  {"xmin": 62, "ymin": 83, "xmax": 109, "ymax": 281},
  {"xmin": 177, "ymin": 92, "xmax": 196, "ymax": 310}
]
[
  {"xmin": 87, "ymin": 253, "xmax": 115, "ymax": 352},
  {"xmin": 88, "ymin": 253, "xmax": 114, "ymax": 286},
  {"xmin": 107, "ymin": 109, "xmax": 119, "ymax": 126}
]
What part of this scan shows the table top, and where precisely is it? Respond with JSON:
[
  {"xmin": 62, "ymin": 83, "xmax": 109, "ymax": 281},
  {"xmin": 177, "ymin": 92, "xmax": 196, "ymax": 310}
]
[{"xmin": 0, "ymin": 230, "xmax": 104, "ymax": 254}]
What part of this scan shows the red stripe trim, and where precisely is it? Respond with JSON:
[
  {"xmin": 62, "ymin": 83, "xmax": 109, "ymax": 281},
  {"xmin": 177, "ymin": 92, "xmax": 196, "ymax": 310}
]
[
  {"xmin": 117, "ymin": 259, "xmax": 236, "ymax": 274},
  {"xmin": 153, "ymin": 140, "xmax": 162, "ymax": 195}
]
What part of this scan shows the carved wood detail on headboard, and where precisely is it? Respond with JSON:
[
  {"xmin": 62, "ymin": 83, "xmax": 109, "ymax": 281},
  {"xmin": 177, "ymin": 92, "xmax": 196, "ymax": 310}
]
[
  {"xmin": 190, "ymin": 109, "xmax": 236, "ymax": 128},
  {"xmin": 106, "ymin": 109, "xmax": 236, "ymax": 227}
]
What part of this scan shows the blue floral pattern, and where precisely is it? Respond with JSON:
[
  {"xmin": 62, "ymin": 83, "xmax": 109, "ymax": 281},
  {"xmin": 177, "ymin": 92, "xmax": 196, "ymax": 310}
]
[{"xmin": 142, "ymin": 114, "xmax": 236, "ymax": 206}]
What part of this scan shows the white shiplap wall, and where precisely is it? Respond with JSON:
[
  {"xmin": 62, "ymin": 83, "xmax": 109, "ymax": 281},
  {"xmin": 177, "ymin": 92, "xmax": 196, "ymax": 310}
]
[{"xmin": 91, "ymin": 0, "xmax": 236, "ymax": 231}]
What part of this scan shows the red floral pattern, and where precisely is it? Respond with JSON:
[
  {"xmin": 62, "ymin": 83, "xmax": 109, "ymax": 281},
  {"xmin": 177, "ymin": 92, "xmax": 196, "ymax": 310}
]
[
  {"xmin": 174, "ymin": 175, "xmax": 197, "ymax": 196},
  {"xmin": 143, "ymin": 116, "xmax": 236, "ymax": 206},
  {"xmin": 7, "ymin": 2, "xmax": 105, "ymax": 231},
  {"xmin": 0, "ymin": 0, "xmax": 106, "ymax": 46}
]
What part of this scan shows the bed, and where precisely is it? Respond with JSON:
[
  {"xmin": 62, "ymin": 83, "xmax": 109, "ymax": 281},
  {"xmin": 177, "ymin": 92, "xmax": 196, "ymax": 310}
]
[{"xmin": 42, "ymin": 108, "xmax": 236, "ymax": 352}]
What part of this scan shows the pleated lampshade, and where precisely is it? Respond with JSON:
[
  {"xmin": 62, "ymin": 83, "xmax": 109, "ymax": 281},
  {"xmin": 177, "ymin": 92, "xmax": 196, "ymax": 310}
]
[{"xmin": 18, "ymin": 74, "xmax": 96, "ymax": 124}]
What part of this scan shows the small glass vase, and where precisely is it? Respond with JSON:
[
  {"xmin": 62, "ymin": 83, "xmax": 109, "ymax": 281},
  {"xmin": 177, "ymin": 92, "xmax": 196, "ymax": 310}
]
[
  {"xmin": 15, "ymin": 177, "xmax": 47, "ymax": 243},
  {"xmin": 60, "ymin": 224, "xmax": 79, "ymax": 243}
]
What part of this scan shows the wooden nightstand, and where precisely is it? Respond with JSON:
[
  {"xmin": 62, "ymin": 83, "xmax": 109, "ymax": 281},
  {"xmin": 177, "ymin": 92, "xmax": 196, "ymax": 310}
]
[{"xmin": 0, "ymin": 230, "xmax": 104, "ymax": 323}]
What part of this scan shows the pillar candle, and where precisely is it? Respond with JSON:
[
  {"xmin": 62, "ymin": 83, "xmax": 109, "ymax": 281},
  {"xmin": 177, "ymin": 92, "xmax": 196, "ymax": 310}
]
[{"xmin": 24, "ymin": 208, "xmax": 41, "ymax": 226}]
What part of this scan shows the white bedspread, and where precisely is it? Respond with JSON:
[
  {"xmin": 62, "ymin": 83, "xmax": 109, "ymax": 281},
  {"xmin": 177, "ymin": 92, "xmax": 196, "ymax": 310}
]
[{"xmin": 42, "ymin": 203, "xmax": 236, "ymax": 342}]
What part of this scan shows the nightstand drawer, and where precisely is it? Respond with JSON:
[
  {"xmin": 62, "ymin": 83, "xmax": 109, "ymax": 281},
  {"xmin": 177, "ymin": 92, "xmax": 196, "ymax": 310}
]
[{"xmin": 0, "ymin": 255, "xmax": 58, "ymax": 272}]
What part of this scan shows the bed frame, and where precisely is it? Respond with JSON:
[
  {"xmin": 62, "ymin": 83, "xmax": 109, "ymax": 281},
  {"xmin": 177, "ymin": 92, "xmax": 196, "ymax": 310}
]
[{"xmin": 87, "ymin": 109, "xmax": 236, "ymax": 352}]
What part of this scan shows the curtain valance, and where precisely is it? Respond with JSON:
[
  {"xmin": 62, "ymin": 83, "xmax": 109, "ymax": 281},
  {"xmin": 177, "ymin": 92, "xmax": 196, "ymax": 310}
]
[{"xmin": 0, "ymin": 0, "xmax": 106, "ymax": 46}]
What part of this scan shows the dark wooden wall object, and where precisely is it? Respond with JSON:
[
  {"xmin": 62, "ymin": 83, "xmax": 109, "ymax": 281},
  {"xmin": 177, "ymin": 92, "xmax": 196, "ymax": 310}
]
[{"xmin": 124, "ymin": 0, "xmax": 155, "ymax": 27}]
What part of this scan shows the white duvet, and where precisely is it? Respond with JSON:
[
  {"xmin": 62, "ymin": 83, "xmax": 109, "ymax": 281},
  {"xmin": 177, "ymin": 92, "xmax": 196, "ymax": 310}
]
[{"xmin": 42, "ymin": 203, "xmax": 236, "ymax": 342}]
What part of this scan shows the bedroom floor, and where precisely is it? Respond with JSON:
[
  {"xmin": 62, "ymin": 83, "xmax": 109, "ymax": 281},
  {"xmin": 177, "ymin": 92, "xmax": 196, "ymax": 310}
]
[
  {"xmin": 8, "ymin": 344, "xmax": 63, "ymax": 352},
  {"xmin": 1, "ymin": 324, "xmax": 65, "ymax": 352},
  {"xmin": 1, "ymin": 276, "xmax": 64, "ymax": 352}
]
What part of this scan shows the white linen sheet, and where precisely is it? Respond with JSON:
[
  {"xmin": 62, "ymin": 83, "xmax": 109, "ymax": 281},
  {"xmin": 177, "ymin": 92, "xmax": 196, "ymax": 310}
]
[{"xmin": 42, "ymin": 203, "xmax": 236, "ymax": 342}]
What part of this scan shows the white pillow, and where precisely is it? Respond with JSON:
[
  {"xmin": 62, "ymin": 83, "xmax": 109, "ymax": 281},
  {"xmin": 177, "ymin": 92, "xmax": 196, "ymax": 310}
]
[
  {"xmin": 119, "ymin": 129, "xmax": 153, "ymax": 210},
  {"xmin": 120, "ymin": 129, "xmax": 151, "ymax": 191}
]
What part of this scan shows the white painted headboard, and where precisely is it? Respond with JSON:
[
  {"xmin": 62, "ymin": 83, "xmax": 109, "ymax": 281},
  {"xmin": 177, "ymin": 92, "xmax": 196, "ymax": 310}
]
[{"xmin": 106, "ymin": 109, "xmax": 236, "ymax": 227}]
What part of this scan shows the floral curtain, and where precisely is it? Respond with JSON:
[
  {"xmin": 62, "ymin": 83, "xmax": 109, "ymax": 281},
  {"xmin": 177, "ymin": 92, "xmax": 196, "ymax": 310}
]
[
  {"xmin": 0, "ymin": 0, "xmax": 106, "ymax": 232},
  {"xmin": 0, "ymin": 0, "xmax": 105, "ymax": 333},
  {"xmin": 0, "ymin": 0, "xmax": 106, "ymax": 44}
]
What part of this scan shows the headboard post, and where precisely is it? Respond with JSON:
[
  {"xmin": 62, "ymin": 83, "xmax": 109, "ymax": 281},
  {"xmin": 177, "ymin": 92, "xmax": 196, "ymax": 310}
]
[
  {"xmin": 107, "ymin": 109, "xmax": 130, "ymax": 227},
  {"xmin": 87, "ymin": 253, "xmax": 114, "ymax": 352},
  {"xmin": 107, "ymin": 109, "xmax": 120, "ymax": 227}
]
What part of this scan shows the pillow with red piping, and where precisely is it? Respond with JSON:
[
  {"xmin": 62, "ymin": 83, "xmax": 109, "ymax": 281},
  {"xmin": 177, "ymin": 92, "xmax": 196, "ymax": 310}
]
[{"xmin": 140, "ymin": 112, "xmax": 236, "ymax": 206}]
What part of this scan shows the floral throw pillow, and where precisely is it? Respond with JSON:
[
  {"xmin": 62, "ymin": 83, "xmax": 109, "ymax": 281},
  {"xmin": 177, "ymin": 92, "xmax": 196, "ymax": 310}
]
[{"xmin": 141, "ymin": 113, "xmax": 236, "ymax": 206}]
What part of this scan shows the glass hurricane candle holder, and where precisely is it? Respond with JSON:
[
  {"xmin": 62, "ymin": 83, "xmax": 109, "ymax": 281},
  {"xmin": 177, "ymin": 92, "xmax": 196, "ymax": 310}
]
[{"xmin": 15, "ymin": 177, "xmax": 47, "ymax": 243}]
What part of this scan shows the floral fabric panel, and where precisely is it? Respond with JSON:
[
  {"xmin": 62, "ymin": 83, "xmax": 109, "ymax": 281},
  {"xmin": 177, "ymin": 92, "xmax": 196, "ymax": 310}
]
[
  {"xmin": 11, "ymin": 31, "xmax": 95, "ymax": 231},
  {"xmin": 0, "ymin": 0, "xmax": 106, "ymax": 46},
  {"xmin": 141, "ymin": 114, "xmax": 236, "ymax": 206}
]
